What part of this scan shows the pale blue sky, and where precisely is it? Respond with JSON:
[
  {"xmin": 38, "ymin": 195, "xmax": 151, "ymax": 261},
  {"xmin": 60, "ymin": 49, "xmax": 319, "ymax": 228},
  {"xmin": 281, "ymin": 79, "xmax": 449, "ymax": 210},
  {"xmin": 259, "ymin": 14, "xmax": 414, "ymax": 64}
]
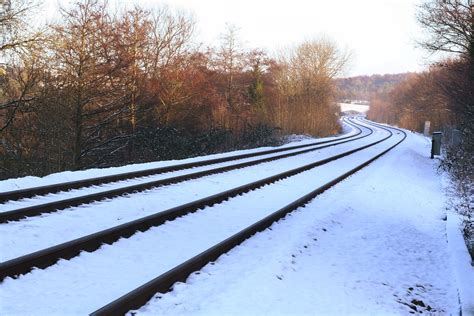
[{"xmin": 42, "ymin": 0, "xmax": 435, "ymax": 77}]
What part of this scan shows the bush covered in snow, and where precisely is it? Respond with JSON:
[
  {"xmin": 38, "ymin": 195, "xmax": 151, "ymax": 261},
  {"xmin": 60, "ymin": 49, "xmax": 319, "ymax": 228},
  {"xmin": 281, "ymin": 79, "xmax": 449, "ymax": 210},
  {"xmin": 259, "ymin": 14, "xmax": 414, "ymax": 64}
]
[{"xmin": 442, "ymin": 137, "xmax": 474, "ymax": 259}]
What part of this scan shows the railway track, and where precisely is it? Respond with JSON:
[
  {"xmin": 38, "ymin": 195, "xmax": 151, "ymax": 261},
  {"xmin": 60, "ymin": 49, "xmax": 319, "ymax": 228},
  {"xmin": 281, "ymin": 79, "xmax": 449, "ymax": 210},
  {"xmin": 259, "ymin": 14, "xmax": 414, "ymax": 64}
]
[
  {"xmin": 89, "ymin": 120, "xmax": 406, "ymax": 316},
  {"xmin": 0, "ymin": 118, "xmax": 381, "ymax": 278},
  {"xmin": 0, "ymin": 118, "xmax": 362, "ymax": 204},
  {"xmin": 0, "ymin": 118, "xmax": 369, "ymax": 223},
  {"xmin": 0, "ymin": 118, "xmax": 406, "ymax": 315}
]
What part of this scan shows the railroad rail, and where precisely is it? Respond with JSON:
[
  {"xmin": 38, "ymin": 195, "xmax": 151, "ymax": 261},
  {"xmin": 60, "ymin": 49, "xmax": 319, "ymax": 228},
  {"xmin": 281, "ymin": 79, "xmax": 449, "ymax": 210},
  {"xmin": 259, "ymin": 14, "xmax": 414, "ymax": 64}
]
[
  {"xmin": 0, "ymin": 119, "xmax": 371, "ymax": 223},
  {"xmin": 90, "ymin": 121, "xmax": 407, "ymax": 316},
  {"xmin": 0, "ymin": 118, "xmax": 386, "ymax": 281},
  {"xmin": 0, "ymin": 118, "xmax": 362, "ymax": 204}
]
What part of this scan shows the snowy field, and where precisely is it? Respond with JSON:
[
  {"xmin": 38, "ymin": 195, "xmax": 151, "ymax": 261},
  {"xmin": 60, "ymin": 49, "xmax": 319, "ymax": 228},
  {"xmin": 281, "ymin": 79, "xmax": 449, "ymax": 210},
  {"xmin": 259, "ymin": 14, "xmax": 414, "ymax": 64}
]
[
  {"xmin": 0, "ymin": 118, "xmax": 472, "ymax": 315},
  {"xmin": 339, "ymin": 102, "xmax": 370, "ymax": 113},
  {"xmin": 134, "ymin": 125, "xmax": 473, "ymax": 315}
]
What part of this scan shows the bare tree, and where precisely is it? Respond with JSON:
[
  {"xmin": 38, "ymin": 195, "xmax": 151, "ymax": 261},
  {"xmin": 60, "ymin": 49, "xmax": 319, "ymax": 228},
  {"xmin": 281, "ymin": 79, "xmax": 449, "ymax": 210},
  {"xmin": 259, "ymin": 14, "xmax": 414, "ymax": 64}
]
[
  {"xmin": 1, "ymin": 1, "xmax": 353, "ymax": 179},
  {"xmin": 216, "ymin": 24, "xmax": 244, "ymax": 110},
  {"xmin": 115, "ymin": 7, "xmax": 151, "ymax": 135},
  {"xmin": 0, "ymin": 0, "xmax": 43, "ymax": 53},
  {"xmin": 276, "ymin": 38, "xmax": 350, "ymax": 135},
  {"xmin": 145, "ymin": 7, "xmax": 196, "ymax": 125},
  {"xmin": 146, "ymin": 7, "xmax": 195, "ymax": 75},
  {"xmin": 50, "ymin": 0, "xmax": 129, "ymax": 168},
  {"xmin": 0, "ymin": 0, "xmax": 44, "ymax": 133},
  {"xmin": 417, "ymin": 0, "xmax": 473, "ymax": 57},
  {"xmin": 0, "ymin": 43, "xmax": 44, "ymax": 132}
]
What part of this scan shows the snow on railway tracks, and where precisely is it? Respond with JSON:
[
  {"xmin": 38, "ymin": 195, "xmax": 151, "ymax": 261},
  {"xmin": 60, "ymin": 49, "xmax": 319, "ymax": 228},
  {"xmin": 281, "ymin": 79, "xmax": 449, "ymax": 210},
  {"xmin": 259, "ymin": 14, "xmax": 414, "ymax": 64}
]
[
  {"xmin": 0, "ymin": 120, "xmax": 378, "ymax": 263},
  {"xmin": 0, "ymin": 118, "xmax": 407, "ymax": 315},
  {"xmin": 0, "ymin": 119, "xmax": 378, "ymax": 265},
  {"xmin": 0, "ymin": 118, "xmax": 361, "ymax": 204},
  {"xmin": 0, "ymin": 118, "xmax": 367, "ymax": 223}
]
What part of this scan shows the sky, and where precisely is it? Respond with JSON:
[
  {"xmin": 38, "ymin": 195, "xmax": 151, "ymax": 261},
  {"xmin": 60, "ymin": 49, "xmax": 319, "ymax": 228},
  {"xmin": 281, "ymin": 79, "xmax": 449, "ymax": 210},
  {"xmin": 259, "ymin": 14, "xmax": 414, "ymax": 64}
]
[{"xmin": 42, "ymin": 0, "xmax": 435, "ymax": 77}]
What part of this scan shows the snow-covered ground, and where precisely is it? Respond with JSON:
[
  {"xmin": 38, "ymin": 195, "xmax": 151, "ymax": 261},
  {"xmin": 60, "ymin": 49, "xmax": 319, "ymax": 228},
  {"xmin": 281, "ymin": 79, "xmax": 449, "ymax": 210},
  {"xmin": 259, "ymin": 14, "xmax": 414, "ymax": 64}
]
[
  {"xmin": 0, "ymin": 118, "xmax": 472, "ymax": 315},
  {"xmin": 339, "ymin": 102, "xmax": 370, "ymax": 113},
  {"xmin": 0, "ymin": 119, "xmax": 357, "ymax": 193},
  {"xmin": 0, "ymin": 121, "xmax": 377, "ymax": 261},
  {"xmin": 134, "ymin": 128, "xmax": 472, "ymax": 315},
  {"xmin": 0, "ymin": 120, "xmax": 396, "ymax": 314},
  {"xmin": 0, "ymin": 122, "xmax": 363, "ymax": 215}
]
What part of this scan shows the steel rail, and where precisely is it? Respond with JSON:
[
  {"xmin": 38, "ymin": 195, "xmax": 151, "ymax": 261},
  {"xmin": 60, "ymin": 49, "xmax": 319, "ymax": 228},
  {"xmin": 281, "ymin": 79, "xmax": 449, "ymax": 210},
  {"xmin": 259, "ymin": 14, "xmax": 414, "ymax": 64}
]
[
  {"xmin": 0, "ymin": 119, "xmax": 362, "ymax": 204},
  {"xmin": 0, "ymin": 119, "xmax": 371, "ymax": 223},
  {"xmin": 0, "ymin": 119, "xmax": 386, "ymax": 281},
  {"xmin": 90, "ymin": 121, "xmax": 407, "ymax": 316}
]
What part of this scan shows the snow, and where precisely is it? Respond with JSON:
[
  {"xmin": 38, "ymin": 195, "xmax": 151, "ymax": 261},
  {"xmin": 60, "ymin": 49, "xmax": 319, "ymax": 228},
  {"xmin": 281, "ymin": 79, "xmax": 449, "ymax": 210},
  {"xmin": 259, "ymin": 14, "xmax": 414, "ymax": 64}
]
[
  {"xmin": 339, "ymin": 102, "xmax": 370, "ymax": 113},
  {"xmin": 441, "ymin": 169, "xmax": 474, "ymax": 315},
  {"xmin": 0, "ymin": 119, "xmax": 356, "ymax": 193},
  {"xmin": 447, "ymin": 211, "xmax": 474, "ymax": 315},
  {"xmin": 0, "ymin": 122, "xmax": 376, "ymax": 261},
  {"xmin": 0, "ymin": 120, "xmax": 396, "ymax": 314},
  {"xmin": 0, "ymin": 125, "xmax": 362, "ymax": 215},
  {"xmin": 0, "ymin": 119, "xmax": 472, "ymax": 315},
  {"xmin": 133, "ymin": 128, "xmax": 463, "ymax": 315}
]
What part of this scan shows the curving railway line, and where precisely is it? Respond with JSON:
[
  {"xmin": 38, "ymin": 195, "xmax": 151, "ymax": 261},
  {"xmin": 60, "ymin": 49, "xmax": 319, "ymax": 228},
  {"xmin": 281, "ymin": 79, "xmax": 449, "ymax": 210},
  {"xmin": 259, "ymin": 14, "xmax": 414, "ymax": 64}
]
[
  {"xmin": 0, "ymin": 117, "xmax": 363, "ymax": 204},
  {"xmin": 0, "ymin": 119, "xmax": 377, "ymax": 272},
  {"xmin": 0, "ymin": 117, "xmax": 407, "ymax": 315},
  {"xmin": 0, "ymin": 118, "xmax": 368, "ymax": 223}
]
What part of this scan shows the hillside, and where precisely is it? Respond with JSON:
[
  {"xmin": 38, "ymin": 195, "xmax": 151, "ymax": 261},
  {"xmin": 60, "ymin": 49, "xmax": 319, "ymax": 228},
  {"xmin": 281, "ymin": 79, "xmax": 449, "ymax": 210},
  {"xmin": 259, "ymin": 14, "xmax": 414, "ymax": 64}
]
[{"xmin": 336, "ymin": 73, "xmax": 414, "ymax": 101}]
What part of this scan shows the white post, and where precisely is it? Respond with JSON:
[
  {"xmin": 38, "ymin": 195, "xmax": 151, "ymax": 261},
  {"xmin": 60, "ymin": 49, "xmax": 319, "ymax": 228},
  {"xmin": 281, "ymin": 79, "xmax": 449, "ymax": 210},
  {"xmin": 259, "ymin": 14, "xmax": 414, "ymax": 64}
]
[{"xmin": 423, "ymin": 121, "xmax": 431, "ymax": 136}]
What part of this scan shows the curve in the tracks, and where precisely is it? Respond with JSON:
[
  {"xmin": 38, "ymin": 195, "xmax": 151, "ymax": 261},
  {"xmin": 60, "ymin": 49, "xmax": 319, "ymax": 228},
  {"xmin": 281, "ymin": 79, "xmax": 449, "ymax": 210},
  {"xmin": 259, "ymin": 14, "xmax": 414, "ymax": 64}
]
[
  {"xmin": 0, "ymin": 119, "xmax": 371, "ymax": 223},
  {"xmin": 0, "ymin": 118, "xmax": 387, "ymax": 280},
  {"xmin": 90, "ymin": 120, "xmax": 406, "ymax": 316},
  {"xmin": 0, "ymin": 118, "xmax": 362, "ymax": 204}
]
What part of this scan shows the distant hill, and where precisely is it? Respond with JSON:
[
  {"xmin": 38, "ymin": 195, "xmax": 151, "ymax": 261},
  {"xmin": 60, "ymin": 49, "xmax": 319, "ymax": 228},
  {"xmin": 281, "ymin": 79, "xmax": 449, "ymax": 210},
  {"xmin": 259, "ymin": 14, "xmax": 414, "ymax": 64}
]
[{"xmin": 335, "ymin": 73, "xmax": 413, "ymax": 101}]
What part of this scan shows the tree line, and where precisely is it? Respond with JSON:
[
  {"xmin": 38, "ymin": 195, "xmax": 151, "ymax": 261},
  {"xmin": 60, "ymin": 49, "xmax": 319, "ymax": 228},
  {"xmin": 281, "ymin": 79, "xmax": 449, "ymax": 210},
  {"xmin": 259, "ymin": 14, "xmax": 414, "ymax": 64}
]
[
  {"xmin": 367, "ymin": 0, "xmax": 473, "ymax": 249},
  {"xmin": 0, "ymin": 0, "xmax": 349, "ymax": 179},
  {"xmin": 336, "ymin": 73, "xmax": 412, "ymax": 102}
]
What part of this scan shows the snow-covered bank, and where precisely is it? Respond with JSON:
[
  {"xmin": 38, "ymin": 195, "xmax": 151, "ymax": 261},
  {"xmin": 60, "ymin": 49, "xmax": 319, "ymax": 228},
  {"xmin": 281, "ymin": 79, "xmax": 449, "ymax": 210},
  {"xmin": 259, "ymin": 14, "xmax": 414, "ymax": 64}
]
[
  {"xmin": 134, "ymin": 130, "xmax": 469, "ymax": 315},
  {"xmin": 447, "ymin": 212, "xmax": 474, "ymax": 315},
  {"xmin": 0, "ymin": 121, "xmax": 356, "ymax": 193},
  {"xmin": 1, "ymin": 120, "xmax": 472, "ymax": 315},
  {"xmin": 0, "ymin": 121, "xmax": 395, "ymax": 314},
  {"xmin": 0, "ymin": 124, "xmax": 377, "ymax": 262}
]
